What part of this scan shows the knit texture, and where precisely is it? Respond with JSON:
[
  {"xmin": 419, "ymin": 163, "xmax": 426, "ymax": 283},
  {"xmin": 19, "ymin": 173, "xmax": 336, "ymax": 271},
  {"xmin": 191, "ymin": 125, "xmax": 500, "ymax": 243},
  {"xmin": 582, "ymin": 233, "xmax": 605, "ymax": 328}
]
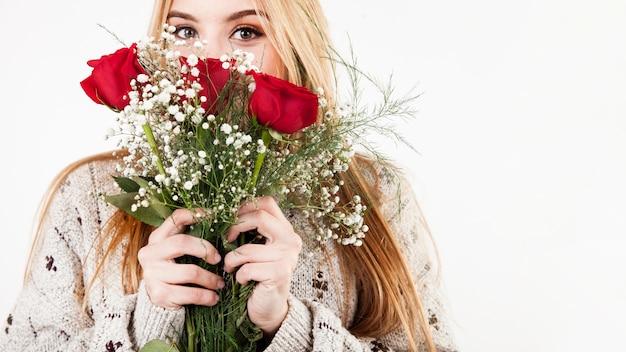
[{"xmin": 1, "ymin": 156, "xmax": 458, "ymax": 351}]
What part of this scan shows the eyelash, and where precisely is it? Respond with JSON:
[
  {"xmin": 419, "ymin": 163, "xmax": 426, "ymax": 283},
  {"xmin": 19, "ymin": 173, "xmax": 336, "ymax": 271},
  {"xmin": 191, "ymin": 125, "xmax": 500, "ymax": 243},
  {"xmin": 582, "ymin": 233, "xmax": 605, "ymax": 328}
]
[
  {"xmin": 231, "ymin": 26, "xmax": 264, "ymax": 40},
  {"xmin": 174, "ymin": 26, "xmax": 197, "ymax": 40}
]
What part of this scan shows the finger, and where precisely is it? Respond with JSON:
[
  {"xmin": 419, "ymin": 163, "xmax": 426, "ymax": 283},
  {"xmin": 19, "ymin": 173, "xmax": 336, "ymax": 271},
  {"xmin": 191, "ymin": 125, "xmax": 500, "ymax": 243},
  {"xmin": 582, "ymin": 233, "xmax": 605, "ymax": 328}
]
[
  {"xmin": 146, "ymin": 282, "xmax": 221, "ymax": 308},
  {"xmin": 149, "ymin": 208, "xmax": 201, "ymax": 243},
  {"xmin": 140, "ymin": 234, "xmax": 222, "ymax": 264},
  {"xmin": 233, "ymin": 261, "xmax": 294, "ymax": 286},
  {"xmin": 226, "ymin": 197, "xmax": 286, "ymax": 243},
  {"xmin": 147, "ymin": 262, "xmax": 225, "ymax": 289},
  {"xmin": 226, "ymin": 208, "xmax": 295, "ymax": 244},
  {"xmin": 223, "ymin": 243, "xmax": 265, "ymax": 272},
  {"xmin": 238, "ymin": 196, "xmax": 285, "ymax": 221},
  {"xmin": 223, "ymin": 242, "xmax": 300, "ymax": 273}
]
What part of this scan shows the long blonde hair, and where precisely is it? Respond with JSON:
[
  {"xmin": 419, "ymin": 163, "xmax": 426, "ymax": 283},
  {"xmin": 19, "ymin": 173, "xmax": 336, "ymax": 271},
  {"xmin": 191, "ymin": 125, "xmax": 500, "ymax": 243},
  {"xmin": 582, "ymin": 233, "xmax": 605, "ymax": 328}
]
[{"xmin": 29, "ymin": 1, "xmax": 438, "ymax": 350}]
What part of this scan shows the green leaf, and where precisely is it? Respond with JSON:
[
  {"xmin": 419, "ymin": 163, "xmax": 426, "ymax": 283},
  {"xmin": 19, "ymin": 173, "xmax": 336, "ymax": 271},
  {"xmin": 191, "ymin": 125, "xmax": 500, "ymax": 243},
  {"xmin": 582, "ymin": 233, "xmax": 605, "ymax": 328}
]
[
  {"xmin": 112, "ymin": 176, "xmax": 141, "ymax": 192},
  {"xmin": 140, "ymin": 339, "xmax": 180, "ymax": 352},
  {"xmin": 268, "ymin": 128, "xmax": 284, "ymax": 141},
  {"xmin": 131, "ymin": 176, "xmax": 153, "ymax": 190},
  {"xmin": 105, "ymin": 192, "xmax": 171, "ymax": 227}
]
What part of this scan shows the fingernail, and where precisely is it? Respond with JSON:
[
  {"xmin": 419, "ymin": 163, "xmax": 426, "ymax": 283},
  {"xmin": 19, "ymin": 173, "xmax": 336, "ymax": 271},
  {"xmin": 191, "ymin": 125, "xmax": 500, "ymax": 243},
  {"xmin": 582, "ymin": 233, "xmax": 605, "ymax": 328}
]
[
  {"xmin": 214, "ymin": 253, "xmax": 221, "ymax": 262},
  {"xmin": 217, "ymin": 280, "xmax": 225, "ymax": 289}
]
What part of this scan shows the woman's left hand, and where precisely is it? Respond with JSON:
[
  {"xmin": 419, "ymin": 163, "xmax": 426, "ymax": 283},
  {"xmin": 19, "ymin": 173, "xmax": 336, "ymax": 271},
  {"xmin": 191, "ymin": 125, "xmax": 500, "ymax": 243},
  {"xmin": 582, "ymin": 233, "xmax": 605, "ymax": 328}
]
[{"xmin": 223, "ymin": 196, "xmax": 302, "ymax": 337}]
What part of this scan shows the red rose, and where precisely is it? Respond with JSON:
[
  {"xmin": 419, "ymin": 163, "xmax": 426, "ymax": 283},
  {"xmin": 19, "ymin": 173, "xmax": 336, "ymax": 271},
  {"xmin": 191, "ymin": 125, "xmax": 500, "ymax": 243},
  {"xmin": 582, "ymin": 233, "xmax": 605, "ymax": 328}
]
[
  {"xmin": 247, "ymin": 71, "xmax": 318, "ymax": 134},
  {"xmin": 80, "ymin": 43, "xmax": 145, "ymax": 110},
  {"xmin": 181, "ymin": 57, "xmax": 232, "ymax": 115}
]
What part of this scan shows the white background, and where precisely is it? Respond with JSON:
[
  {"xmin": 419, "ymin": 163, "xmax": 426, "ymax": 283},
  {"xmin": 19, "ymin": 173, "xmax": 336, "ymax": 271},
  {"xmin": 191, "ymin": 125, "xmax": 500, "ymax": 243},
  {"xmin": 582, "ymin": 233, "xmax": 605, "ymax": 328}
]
[{"xmin": 1, "ymin": 0, "xmax": 625, "ymax": 351}]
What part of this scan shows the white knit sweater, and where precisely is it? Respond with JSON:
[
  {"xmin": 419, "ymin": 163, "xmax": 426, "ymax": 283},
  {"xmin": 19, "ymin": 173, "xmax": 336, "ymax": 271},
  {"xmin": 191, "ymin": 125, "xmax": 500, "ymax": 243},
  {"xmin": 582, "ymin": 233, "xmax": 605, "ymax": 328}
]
[{"xmin": 1, "ymin": 156, "xmax": 457, "ymax": 351}]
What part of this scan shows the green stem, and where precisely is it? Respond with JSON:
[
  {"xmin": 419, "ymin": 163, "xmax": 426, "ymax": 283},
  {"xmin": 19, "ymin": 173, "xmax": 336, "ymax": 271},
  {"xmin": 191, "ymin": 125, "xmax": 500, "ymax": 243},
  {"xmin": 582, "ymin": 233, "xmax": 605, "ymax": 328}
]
[
  {"xmin": 249, "ymin": 128, "xmax": 272, "ymax": 192},
  {"xmin": 143, "ymin": 123, "xmax": 177, "ymax": 202},
  {"xmin": 143, "ymin": 123, "xmax": 166, "ymax": 176},
  {"xmin": 185, "ymin": 311, "xmax": 196, "ymax": 352}
]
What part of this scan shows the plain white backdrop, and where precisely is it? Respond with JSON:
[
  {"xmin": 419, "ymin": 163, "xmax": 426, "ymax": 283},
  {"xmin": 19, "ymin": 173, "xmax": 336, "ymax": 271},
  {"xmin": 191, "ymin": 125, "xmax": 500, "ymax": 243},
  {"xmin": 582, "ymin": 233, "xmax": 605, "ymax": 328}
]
[{"xmin": 1, "ymin": 0, "xmax": 625, "ymax": 351}]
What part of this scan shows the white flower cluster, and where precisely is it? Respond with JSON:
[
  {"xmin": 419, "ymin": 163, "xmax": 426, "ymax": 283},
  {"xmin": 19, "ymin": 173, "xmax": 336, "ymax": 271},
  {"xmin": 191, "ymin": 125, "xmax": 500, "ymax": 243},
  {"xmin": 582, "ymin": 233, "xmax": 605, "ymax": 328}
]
[
  {"xmin": 252, "ymin": 103, "xmax": 368, "ymax": 246},
  {"xmin": 220, "ymin": 49, "xmax": 256, "ymax": 74}
]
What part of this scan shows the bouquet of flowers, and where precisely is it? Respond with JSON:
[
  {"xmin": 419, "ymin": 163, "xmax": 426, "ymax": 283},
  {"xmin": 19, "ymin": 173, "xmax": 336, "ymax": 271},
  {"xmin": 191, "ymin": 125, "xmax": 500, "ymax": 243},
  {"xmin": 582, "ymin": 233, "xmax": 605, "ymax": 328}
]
[{"xmin": 80, "ymin": 25, "xmax": 418, "ymax": 352}]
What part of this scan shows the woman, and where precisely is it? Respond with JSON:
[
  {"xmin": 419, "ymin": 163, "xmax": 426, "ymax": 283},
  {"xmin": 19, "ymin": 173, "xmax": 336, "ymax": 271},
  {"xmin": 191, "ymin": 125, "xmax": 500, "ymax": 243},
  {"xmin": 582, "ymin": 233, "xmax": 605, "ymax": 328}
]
[{"xmin": 1, "ymin": 0, "xmax": 458, "ymax": 351}]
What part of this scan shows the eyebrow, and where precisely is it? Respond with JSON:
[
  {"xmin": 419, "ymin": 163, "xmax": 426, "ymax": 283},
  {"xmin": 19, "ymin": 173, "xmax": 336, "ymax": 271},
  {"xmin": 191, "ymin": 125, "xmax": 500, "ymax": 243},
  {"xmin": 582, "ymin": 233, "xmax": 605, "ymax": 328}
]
[
  {"xmin": 227, "ymin": 9, "xmax": 263, "ymax": 22},
  {"xmin": 166, "ymin": 9, "xmax": 267, "ymax": 22},
  {"xmin": 166, "ymin": 10, "xmax": 197, "ymax": 21}
]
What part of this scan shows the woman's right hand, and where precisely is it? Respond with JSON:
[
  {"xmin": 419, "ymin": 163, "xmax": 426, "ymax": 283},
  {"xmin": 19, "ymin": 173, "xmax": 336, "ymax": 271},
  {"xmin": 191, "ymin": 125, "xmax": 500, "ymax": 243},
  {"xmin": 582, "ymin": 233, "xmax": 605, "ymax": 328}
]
[{"xmin": 138, "ymin": 208, "xmax": 225, "ymax": 309}]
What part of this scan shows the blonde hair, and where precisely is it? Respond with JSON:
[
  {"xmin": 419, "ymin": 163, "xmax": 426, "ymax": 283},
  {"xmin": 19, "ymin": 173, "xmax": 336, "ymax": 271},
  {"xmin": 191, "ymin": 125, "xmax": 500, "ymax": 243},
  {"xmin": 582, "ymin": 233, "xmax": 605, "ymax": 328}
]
[{"xmin": 28, "ymin": 1, "xmax": 438, "ymax": 350}]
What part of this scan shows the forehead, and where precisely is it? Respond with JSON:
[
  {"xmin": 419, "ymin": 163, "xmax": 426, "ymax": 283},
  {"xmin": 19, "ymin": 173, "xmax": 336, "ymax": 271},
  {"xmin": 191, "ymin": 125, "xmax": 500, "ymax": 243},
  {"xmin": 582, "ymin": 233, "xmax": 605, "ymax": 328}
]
[{"xmin": 168, "ymin": 0, "xmax": 260, "ymax": 16}]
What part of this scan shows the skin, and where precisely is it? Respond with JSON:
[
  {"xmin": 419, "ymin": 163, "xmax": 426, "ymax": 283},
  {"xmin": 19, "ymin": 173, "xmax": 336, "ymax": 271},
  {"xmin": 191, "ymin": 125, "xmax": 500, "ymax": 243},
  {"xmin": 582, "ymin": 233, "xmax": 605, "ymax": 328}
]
[
  {"xmin": 137, "ymin": 0, "xmax": 302, "ymax": 337},
  {"xmin": 166, "ymin": 0, "xmax": 286, "ymax": 77}
]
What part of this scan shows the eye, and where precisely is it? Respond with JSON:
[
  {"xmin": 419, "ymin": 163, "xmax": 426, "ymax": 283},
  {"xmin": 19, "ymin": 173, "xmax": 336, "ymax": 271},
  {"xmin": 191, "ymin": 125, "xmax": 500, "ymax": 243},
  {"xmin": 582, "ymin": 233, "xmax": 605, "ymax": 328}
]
[
  {"xmin": 174, "ymin": 26, "xmax": 198, "ymax": 40},
  {"xmin": 232, "ymin": 26, "xmax": 264, "ymax": 41}
]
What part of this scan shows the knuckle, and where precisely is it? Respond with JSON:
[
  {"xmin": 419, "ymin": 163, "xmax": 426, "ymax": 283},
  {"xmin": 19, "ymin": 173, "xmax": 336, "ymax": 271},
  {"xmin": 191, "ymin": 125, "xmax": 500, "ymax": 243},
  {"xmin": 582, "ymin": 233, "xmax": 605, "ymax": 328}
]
[
  {"xmin": 168, "ymin": 235, "xmax": 191, "ymax": 256},
  {"xmin": 181, "ymin": 265, "xmax": 202, "ymax": 282},
  {"xmin": 204, "ymin": 242, "xmax": 218, "ymax": 257},
  {"xmin": 172, "ymin": 208, "xmax": 192, "ymax": 225},
  {"xmin": 188, "ymin": 287, "xmax": 204, "ymax": 301},
  {"xmin": 206, "ymin": 292, "xmax": 220, "ymax": 306},
  {"xmin": 137, "ymin": 245, "xmax": 156, "ymax": 265},
  {"xmin": 208, "ymin": 275, "xmax": 223, "ymax": 288},
  {"xmin": 236, "ymin": 265, "xmax": 251, "ymax": 282},
  {"xmin": 256, "ymin": 196, "xmax": 276, "ymax": 210},
  {"xmin": 191, "ymin": 288, "xmax": 219, "ymax": 306},
  {"xmin": 277, "ymin": 264, "xmax": 294, "ymax": 280},
  {"xmin": 169, "ymin": 234, "xmax": 187, "ymax": 247},
  {"xmin": 172, "ymin": 208, "xmax": 187, "ymax": 217},
  {"xmin": 258, "ymin": 195, "xmax": 272, "ymax": 204},
  {"xmin": 292, "ymin": 232, "xmax": 303, "ymax": 249},
  {"xmin": 147, "ymin": 228, "xmax": 164, "ymax": 244},
  {"xmin": 147, "ymin": 284, "xmax": 167, "ymax": 304},
  {"xmin": 137, "ymin": 247, "xmax": 148, "ymax": 263}
]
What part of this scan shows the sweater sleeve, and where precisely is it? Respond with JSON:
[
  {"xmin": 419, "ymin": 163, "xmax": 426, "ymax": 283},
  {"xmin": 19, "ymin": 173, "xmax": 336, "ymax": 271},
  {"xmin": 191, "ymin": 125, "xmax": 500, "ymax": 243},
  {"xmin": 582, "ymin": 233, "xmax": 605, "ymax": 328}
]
[
  {"xmin": 265, "ymin": 295, "xmax": 389, "ymax": 352},
  {"xmin": 0, "ymin": 160, "xmax": 185, "ymax": 352}
]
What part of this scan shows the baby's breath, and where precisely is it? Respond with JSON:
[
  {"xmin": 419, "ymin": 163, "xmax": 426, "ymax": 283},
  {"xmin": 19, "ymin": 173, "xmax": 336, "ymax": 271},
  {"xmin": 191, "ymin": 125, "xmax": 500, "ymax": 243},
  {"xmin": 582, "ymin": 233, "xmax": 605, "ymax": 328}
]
[{"xmin": 103, "ymin": 25, "xmax": 381, "ymax": 248}]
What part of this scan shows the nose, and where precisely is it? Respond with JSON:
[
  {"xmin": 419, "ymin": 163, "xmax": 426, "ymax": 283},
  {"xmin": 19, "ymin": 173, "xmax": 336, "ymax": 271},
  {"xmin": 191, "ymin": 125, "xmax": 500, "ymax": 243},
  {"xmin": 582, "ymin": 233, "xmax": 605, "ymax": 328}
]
[{"xmin": 201, "ymin": 35, "xmax": 233, "ymax": 59}]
